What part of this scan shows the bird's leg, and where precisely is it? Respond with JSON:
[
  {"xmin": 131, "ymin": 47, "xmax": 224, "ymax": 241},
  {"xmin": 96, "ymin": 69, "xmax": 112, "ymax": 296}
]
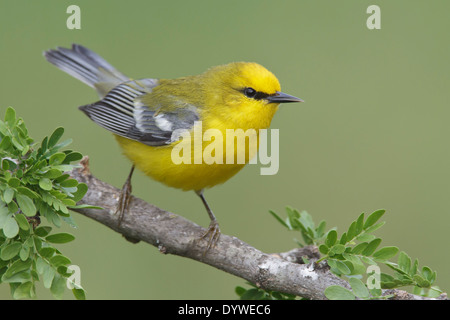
[
  {"xmin": 116, "ymin": 165, "xmax": 135, "ymax": 227},
  {"xmin": 195, "ymin": 190, "xmax": 220, "ymax": 252}
]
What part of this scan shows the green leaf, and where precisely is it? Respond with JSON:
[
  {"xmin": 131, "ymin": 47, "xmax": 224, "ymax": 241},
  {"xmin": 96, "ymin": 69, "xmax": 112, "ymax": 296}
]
[
  {"xmin": 57, "ymin": 265, "xmax": 72, "ymax": 277},
  {"xmin": 319, "ymin": 244, "xmax": 329, "ymax": 254},
  {"xmin": 53, "ymin": 138, "xmax": 72, "ymax": 150},
  {"xmin": 349, "ymin": 278, "xmax": 369, "ymax": 299},
  {"xmin": 0, "ymin": 203, "xmax": 10, "ymax": 226},
  {"xmin": 335, "ymin": 260, "xmax": 352, "ymax": 275},
  {"xmin": 240, "ymin": 288, "xmax": 260, "ymax": 300},
  {"xmin": 380, "ymin": 273, "xmax": 398, "ymax": 288},
  {"xmin": 49, "ymin": 174, "xmax": 70, "ymax": 183},
  {"xmin": 342, "ymin": 252, "xmax": 362, "ymax": 265},
  {"xmin": 354, "ymin": 213, "xmax": 365, "ymax": 234},
  {"xmin": 21, "ymin": 144, "xmax": 29, "ymax": 156},
  {"xmin": 14, "ymin": 213, "xmax": 29, "ymax": 231},
  {"xmin": 3, "ymin": 188, "xmax": 14, "ymax": 204},
  {"xmin": 316, "ymin": 220, "xmax": 327, "ymax": 238},
  {"xmin": 19, "ymin": 246, "xmax": 30, "ymax": 261},
  {"xmin": 40, "ymin": 136, "xmax": 48, "ymax": 152},
  {"xmin": 60, "ymin": 197, "xmax": 75, "ymax": 206},
  {"xmin": 285, "ymin": 207, "xmax": 301, "ymax": 230},
  {"xmin": 421, "ymin": 266, "xmax": 435, "ymax": 283},
  {"xmin": 60, "ymin": 179, "xmax": 78, "ymax": 188},
  {"xmin": 363, "ymin": 221, "xmax": 385, "ymax": 234},
  {"xmin": 33, "ymin": 236, "xmax": 42, "ymax": 251},
  {"xmin": 72, "ymin": 288, "xmax": 86, "ymax": 300},
  {"xmin": 48, "ymin": 127, "xmax": 64, "ymax": 148},
  {"xmin": 355, "ymin": 233, "xmax": 376, "ymax": 242},
  {"xmin": 325, "ymin": 230, "xmax": 337, "ymax": 247},
  {"xmin": 329, "ymin": 244, "xmax": 346, "ymax": 255},
  {"xmin": 34, "ymin": 226, "xmax": 52, "ymax": 237},
  {"xmin": 5, "ymin": 107, "xmax": 16, "ymax": 126},
  {"xmin": 16, "ymin": 186, "xmax": 39, "ymax": 199},
  {"xmin": 328, "ymin": 259, "xmax": 351, "ymax": 275},
  {"xmin": 427, "ymin": 286, "xmax": 443, "ymax": 298},
  {"xmin": 52, "ymin": 164, "xmax": 74, "ymax": 172},
  {"xmin": 3, "ymin": 259, "xmax": 32, "ymax": 279},
  {"xmin": 413, "ymin": 274, "xmax": 431, "ymax": 288},
  {"xmin": 49, "ymin": 255, "xmax": 71, "ymax": 267},
  {"xmin": 55, "ymin": 201, "xmax": 69, "ymax": 214},
  {"xmin": 42, "ymin": 264, "xmax": 55, "ymax": 288},
  {"xmin": 0, "ymin": 242, "xmax": 22, "ymax": 260},
  {"xmin": 369, "ymin": 288, "xmax": 382, "ymax": 298},
  {"xmin": 339, "ymin": 232, "xmax": 347, "ymax": 244},
  {"xmin": 61, "ymin": 214, "xmax": 78, "ymax": 228},
  {"xmin": 346, "ymin": 221, "xmax": 357, "ymax": 240},
  {"xmin": 11, "ymin": 137, "xmax": 23, "ymax": 151},
  {"xmin": 15, "ymin": 193, "xmax": 36, "ymax": 217},
  {"xmin": 324, "ymin": 285, "xmax": 355, "ymax": 300},
  {"xmin": 0, "ymin": 136, "xmax": 12, "ymax": 151},
  {"xmin": 7, "ymin": 177, "xmax": 20, "ymax": 188},
  {"xmin": 45, "ymin": 207, "xmax": 62, "ymax": 227},
  {"xmin": 351, "ymin": 242, "xmax": 368, "ymax": 255},
  {"xmin": 372, "ymin": 246, "xmax": 399, "ymax": 261},
  {"xmin": 360, "ymin": 256, "xmax": 377, "ymax": 265},
  {"xmin": 298, "ymin": 210, "xmax": 315, "ymax": 232},
  {"xmin": 42, "ymin": 169, "xmax": 62, "ymax": 179},
  {"xmin": 3, "ymin": 216, "xmax": 19, "ymax": 238},
  {"xmin": 235, "ymin": 286, "xmax": 246, "ymax": 297},
  {"xmin": 411, "ymin": 258, "xmax": 419, "ymax": 276},
  {"xmin": 361, "ymin": 238, "xmax": 382, "ymax": 256},
  {"xmin": 64, "ymin": 152, "xmax": 83, "ymax": 163},
  {"xmin": 363, "ymin": 209, "xmax": 385, "ymax": 230},
  {"xmin": 39, "ymin": 247, "xmax": 56, "ymax": 259},
  {"xmin": 7, "ymin": 201, "xmax": 18, "ymax": 214},
  {"xmin": 45, "ymin": 233, "xmax": 75, "ymax": 244},
  {"xmin": 50, "ymin": 274, "xmax": 66, "ymax": 299},
  {"xmin": 39, "ymin": 178, "xmax": 53, "ymax": 191},
  {"xmin": 36, "ymin": 256, "xmax": 46, "ymax": 274},
  {"xmin": 24, "ymin": 236, "xmax": 34, "ymax": 248},
  {"xmin": 16, "ymin": 169, "xmax": 23, "ymax": 178},
  {"xmin": 49, "ymin": 153, "xmax": 66, "ymax": 166},
  {"xmin": 13, "ymin": 281, "xmax": 34, "ymax": 299},
  {"xmin": 398, "ymin": 251, "xmax": 411, "ymax": 274},
  {"xmin": 2, "ymin": 270, "xmax": 31, "ymax": 283}
]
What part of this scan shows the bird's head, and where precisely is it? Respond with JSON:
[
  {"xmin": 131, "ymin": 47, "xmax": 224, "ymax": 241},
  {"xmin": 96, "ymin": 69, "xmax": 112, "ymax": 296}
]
[{"xmin": 201, "ymin": 62, "xmax": 303, "ymax": 129}]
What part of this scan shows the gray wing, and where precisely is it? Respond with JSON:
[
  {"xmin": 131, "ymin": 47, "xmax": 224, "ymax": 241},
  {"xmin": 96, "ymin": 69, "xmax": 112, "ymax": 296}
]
[{"xmin": 79, "ymin": 79, "xmax": 199, "ymax": 146}]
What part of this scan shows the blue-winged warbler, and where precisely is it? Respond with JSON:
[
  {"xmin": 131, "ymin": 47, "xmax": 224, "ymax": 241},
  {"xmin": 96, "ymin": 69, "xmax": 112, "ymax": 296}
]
[{"xmin": 44, "ymin": 44, "xmax": 303, "ymax": 250}]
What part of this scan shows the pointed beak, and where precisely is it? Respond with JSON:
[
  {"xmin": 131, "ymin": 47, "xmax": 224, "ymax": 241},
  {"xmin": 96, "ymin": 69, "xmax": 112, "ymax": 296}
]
[{"xmin": 267, "ymin": 91, "xmax": 304, "ymax": 104}]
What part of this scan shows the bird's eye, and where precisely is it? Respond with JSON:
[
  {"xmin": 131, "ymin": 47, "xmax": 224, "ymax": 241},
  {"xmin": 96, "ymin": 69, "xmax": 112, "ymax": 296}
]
[{"xmin": 243, "ymin": 87, "xmax": 257, "ymax": 98}]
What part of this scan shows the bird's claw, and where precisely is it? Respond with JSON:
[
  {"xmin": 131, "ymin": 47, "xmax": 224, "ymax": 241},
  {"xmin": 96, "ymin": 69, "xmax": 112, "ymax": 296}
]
[
  {"xmin": 115, "ymin": 168, "xmax": 134, "ymax": 227},
  {"xmin": 201, "ymin": 220, "xmax": 220, "ymax": 253}
]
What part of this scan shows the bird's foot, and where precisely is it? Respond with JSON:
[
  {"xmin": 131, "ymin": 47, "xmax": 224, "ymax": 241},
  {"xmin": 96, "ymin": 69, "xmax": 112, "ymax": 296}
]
[
  {"xmin": 201, "ymin": 220, "xmax": 221, "ymax": 253},
  {"xmin": 115, "ymin": 166, "xmax": 135, "ymax": 227}
]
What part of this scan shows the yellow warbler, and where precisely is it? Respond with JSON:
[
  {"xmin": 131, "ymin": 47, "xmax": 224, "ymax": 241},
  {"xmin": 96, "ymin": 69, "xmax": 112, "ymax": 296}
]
[{"xmin": 44, "ymin": 44, "xmax": 303, "ymax": 250}]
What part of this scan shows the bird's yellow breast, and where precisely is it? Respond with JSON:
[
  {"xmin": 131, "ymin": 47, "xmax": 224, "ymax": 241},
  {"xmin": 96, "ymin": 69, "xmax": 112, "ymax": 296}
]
[
  {"xmin": 115, "ymin": 136, "xmax": 244, "ymax": 191},
  {"xmin": 115, "ymin": 100, "xmax": 278, "ymax": 191}
]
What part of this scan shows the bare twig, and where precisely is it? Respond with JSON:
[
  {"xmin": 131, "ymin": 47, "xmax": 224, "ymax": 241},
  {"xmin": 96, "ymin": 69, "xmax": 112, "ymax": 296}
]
[{"xmin": 69, "ymin": 156, "xmax": 447, "ymax": 300}]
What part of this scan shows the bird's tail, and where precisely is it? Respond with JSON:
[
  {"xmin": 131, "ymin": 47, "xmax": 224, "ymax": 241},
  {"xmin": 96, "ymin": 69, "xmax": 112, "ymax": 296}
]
[{"xmin": 44, "ymin": 44, "xmax": 129, "ymax": 97}]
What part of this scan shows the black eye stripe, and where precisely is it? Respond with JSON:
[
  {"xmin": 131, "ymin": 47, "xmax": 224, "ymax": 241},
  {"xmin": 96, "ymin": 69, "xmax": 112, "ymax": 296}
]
[
  {"xmin": 253, "ymin": 91, "xmax": 270, "ymax": 100},
  {"xmin": 242, "ymin": 87, "xmax": 271, "ymax": 101}
]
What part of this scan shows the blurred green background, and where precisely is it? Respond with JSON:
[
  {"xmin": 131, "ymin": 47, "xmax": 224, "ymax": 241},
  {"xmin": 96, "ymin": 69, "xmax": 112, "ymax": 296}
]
[{"xmin": 1, "ymin": 0, "xmax": 449, "ymax": 299}]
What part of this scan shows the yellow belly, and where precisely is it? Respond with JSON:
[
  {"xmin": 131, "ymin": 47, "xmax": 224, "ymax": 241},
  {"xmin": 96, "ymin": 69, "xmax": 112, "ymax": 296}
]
[
  {"xmin": 114, "ymin": 135, "xmax": 247, "ymax": 191},
  {"xmin": 114, "ymin": 103, "xmax": 278, "ymax": 191}
]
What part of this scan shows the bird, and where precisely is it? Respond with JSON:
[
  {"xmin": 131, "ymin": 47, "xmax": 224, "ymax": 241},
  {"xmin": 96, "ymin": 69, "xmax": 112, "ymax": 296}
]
[{"xmin": 44, "ymin": 44, "xmax": 303, "ymax": 251}]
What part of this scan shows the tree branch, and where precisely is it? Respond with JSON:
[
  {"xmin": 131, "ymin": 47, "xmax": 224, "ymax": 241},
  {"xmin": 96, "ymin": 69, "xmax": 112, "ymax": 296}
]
[{"xmin": 70, "ymin": 157, "xmax": 447, "ymax": 300}]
